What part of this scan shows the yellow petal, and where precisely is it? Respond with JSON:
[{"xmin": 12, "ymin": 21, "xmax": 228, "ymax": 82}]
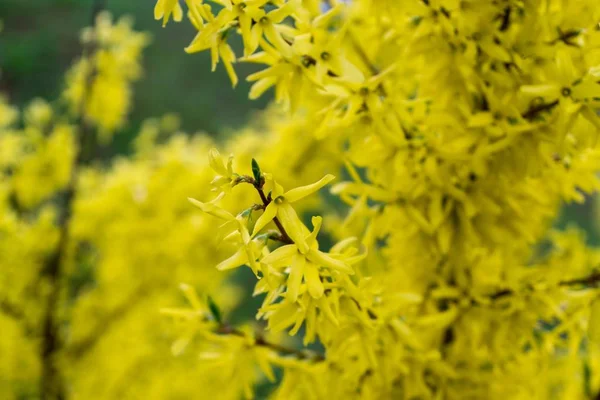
[
  {"xmin": 208, "ymin": 148, "xmax": 228, "ymax": 176},
  {"xmin": 216, "ymin": 248, "xmax": 248, "ymax": 271},
  {"xmin": 252, "ymin": 202, "xmax": 278, "ymax": 237},
  {"xmin": 179, "ymin": 283, "xmax": 202, "ymax": 310},
  {"xmin": 305, "ymin": 263, "xmax": 324, "ymax": 299},
  {"xmin": 285, "ymin": 174, "xmax": 336, "ymax": 203},
  {"xmin": 188, "ymin": 197, "xmax": 235, "ymax": 221},
  {"xmin": 277, "ymin": 202, "xmax": 309, "ymax": 254},
  {"xmin": 287, "ymin": 254, "xmax": 305, "ymax": 302},
  {"xmin": 261, "ymin": 244, "xmax": 297, "ymax": 267},
  {"xmin": 249, "ymin": 77, "xmax": 277, "ymax": 100},
  {"xmin": 520, "ymin": 84, "xmax": 559, "ymax": 98},
  {"xmin": 306, "ymin": 216, "xmax": 322, "ymax": 245},
  {"xmin": 154, "ymin": 0, "xmax": 165, "ymax": 20},
  {"xmin": 268, "ymin": 301, "xmax": 299, "ymax": 332},
  {"xmin": 307, "ymin": 249, "xmax": 353, "ymax": 274}
]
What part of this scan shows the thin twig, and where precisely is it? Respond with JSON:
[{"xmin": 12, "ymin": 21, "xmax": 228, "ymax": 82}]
[
  {"xmin": 489, "ymin": 270, "xmax": 600, "ymax": 302},
  {"xmin": 238, "ymin": 174, "xmax": 294, "ymax": 244},
  {"xmin": 217, "ymin": 324, "xmax": 325, "ymax": 362},
  {"xmin": 522, "ymin": 99, "xmax": 560, "ymax": 120}
]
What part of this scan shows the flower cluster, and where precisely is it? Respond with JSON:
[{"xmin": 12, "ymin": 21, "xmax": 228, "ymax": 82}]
[
  {"xmin": 63, "ymin": 12, "xmax": 150, "ymax": 140},
  {"xmin": 158, "ymin": 0, "xmax": 600, "ymax": 398},
  {"xmin": 188, "ymin": 150, "xmax": 367, "ymax": 343}
]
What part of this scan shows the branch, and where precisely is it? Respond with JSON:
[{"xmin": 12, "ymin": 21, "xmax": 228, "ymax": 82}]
[
  {"xmin": 256, "ymin": 186, "xmax": 293, "ymax": 245},
  {"xmin": 216, "ymin": 324, "xmax": 325, "ymax": 362},
  {"xmin": 40, "ymin": 2, "xmax": 106, "ymax": 398},
  {"xmin": 237, "ymin": 174, "xmax": 293, "ymax": 245},
  {"xmin": 489, "ymin": 270, "xmax": 600, "ymax": 302},
  {"xmin": 522, "ymin": 99, "xmax": 559, "ymax": 120}
]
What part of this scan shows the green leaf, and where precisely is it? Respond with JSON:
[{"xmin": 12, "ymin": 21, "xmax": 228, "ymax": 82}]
[
  {"xmin": 251, "ymin": 158, "xmax": 262, "ymax": 185},
  {"xmin": 207, "ymin": 295, "xmax": 222, "ymax": 324}
]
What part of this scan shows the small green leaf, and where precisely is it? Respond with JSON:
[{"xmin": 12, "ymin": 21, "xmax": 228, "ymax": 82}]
[
  {"xmin": 251, "ymin": 158, "xmax": 262, "ymax": 185},
  {"xmin": 207, "ymin": 295, "xmax": 222, "ymax": 324}
]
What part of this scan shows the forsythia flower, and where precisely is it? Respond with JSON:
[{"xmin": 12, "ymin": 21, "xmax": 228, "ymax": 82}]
[
  {"xmin": 158, "ymin": 0, "xmax": 600, "ymax": 399},
  {"xmin": 154, "ymin": 0, "xmax": 183, "ymax": 27},
  {"xmin": 251, "ymin": 174, "xmax": 335, "ymax": 252},
  {"xmin": 63, "ymin": 12, "xmax": 150, "ymax": 140}
]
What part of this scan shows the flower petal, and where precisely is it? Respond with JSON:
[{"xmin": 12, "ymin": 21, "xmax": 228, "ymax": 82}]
[
  {"xmin": 216, "ymin": 248, "xmax": 248, "ymax": 271},
  {"xmin": 261, "ymin": 244, "xmax": 297, "ymax": 267},
  {"xmin": 306, "ymin": 216, "xmax": 322, "ymax": 246},
  {"xmin": 252, "ymin": 202, "xmax": 278, "ymax": 236},
  {"xmin": 307, "ymin": 249, "xmax": 354, "ymax": 274},
  {"xmin": 286, "ymin": 253, "xmax": 305, "ymax": 302},
  {"xmin": 284, "ymin": 174, "xmax": 336, "ymax": 203},
  {"xmin": 188, "ymin": 196, "xmax": 235, "ymax": 221},
  {"xmin": 304, "ymin": 263, "xmax": 324, "ymax": 299},
  {"xmin": 277, "ymin": 202, "xmax": 309, "ymax": 254}
]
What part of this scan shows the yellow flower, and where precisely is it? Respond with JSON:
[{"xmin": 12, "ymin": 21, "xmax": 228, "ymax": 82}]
[
  {"xmin": 251, "ymin": 174, "xmax": 335, "ymax": 253},
  {"xmin": 242, "ymin": 0, "xmax": 300, "ymax": 58},
  {"xmin": 215, "ymin": 217, "xmax": 265, "ymax": 275},
  {"xmin": 188, "ymin": 192, "xmax": 236, "ymax": 221},
  {"xmin": 207, "ymin": 148, "xmax": 236, "ymax": 193},
  {"xmin": 186, "ymin": 29, "xmax": 239, "ymax": 87},
  {"xmin": 154, "ymin": 0, "xmax": 183, "ymax": 27},
  {"xmin": 261, "ymin": 216, "xmax": 353, "ymax": 302}
]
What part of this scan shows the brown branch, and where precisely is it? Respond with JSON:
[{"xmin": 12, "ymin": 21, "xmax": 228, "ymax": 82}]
[
  {"xmin": 522, "ymin": 99, "xmax": 559, "ymax": 120},
  {"xmin": 237, "ymin": 174, "xmax": 294, "ymax": 245},
  {"xmin": 488, "ymin": 270, "xmax": 600, "ymax": 302},
  {"xmin": 255, "ymin": 186, "xmax": 293, "ymax": 245},
  {"xmin": 40, "ymin": 2, "xmax": 106, "ymax": 398},
  {"xmin": 217, "ymin": 324, "xmax": 325, "ymax": 362}
]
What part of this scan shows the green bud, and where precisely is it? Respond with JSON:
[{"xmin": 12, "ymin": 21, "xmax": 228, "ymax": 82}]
[{"xmin": 251, "ymin": 158, "xmax": 262, "ymax": 185}]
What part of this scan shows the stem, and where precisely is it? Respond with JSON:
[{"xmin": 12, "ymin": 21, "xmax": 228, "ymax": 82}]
[
  {"xmin": 40, "ymin": 2, "xmax": 105, "ymax": 398},
  {"xmin": 490, "ymin": 270, "xmax": 600, "ymax": 301},
  {"xmin": 243, "ymin": 175, "xmax": 294, "ymax": 245},
  {"xmin": 522, "ymin": 99, "xmax": 560, "ymax": 120},
  {"xmin": 217, "ymin": 324, "xmax": 325, "ymax": 362}
]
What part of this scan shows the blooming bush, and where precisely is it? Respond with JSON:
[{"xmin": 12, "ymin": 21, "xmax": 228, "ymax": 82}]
[
  {"xmin": 1, "ymin": 0, "xmax": 600, "ymax": 399},
  {"xmin": 156, "ymin": 0, "xmax": 600, "ymax": 399}
]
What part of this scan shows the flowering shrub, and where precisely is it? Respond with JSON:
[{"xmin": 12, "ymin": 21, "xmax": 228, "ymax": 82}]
[
  {"xmin": 1, "ymin": 0, "xmax": 600, "ymax": 399},
  {"xmin": 155, "ymin": 0, "xmax": 600, "ymax": 399}
]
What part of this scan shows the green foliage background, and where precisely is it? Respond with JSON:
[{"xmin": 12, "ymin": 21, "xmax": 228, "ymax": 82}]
[{"xmin": 0, "ymin": 0, "xmax": 269, "ymax": 156}]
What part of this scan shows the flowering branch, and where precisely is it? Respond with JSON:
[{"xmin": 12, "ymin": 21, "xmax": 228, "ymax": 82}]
[
  {"xmin": 216, "ymin": 323, "xmax": 325, "ymax": 362},
  {"xmin": 489, "ymin": 269, "xmax": 600, "ymax": 301}
]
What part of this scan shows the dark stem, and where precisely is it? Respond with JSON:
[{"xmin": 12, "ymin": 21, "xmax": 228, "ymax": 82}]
[
  {"xmin": 247, "ymin": 176, "xmax": 293, "ymax": 245},
  {"xmin": 522, "ymin": 99, "xmax": 560, "ymax": 120},
  {"xmin": 217, "ymin": 324, "xmax": 325, "ymax": 362},
  {"xmin": 499, "ymin": 6, "xmax": 511, "ymax": 31},
  {"xmin": 39, "ymin": 2, "xmax": 105, "ymax": 399},
  {"xmin": 489, "ymin": 270, "xmax": 600, "ymax": 301}
]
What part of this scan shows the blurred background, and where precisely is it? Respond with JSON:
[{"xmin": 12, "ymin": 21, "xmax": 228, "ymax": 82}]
[{"xmin": 0, "ymin": 0, "xmax": 270, "ymax": 156}]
